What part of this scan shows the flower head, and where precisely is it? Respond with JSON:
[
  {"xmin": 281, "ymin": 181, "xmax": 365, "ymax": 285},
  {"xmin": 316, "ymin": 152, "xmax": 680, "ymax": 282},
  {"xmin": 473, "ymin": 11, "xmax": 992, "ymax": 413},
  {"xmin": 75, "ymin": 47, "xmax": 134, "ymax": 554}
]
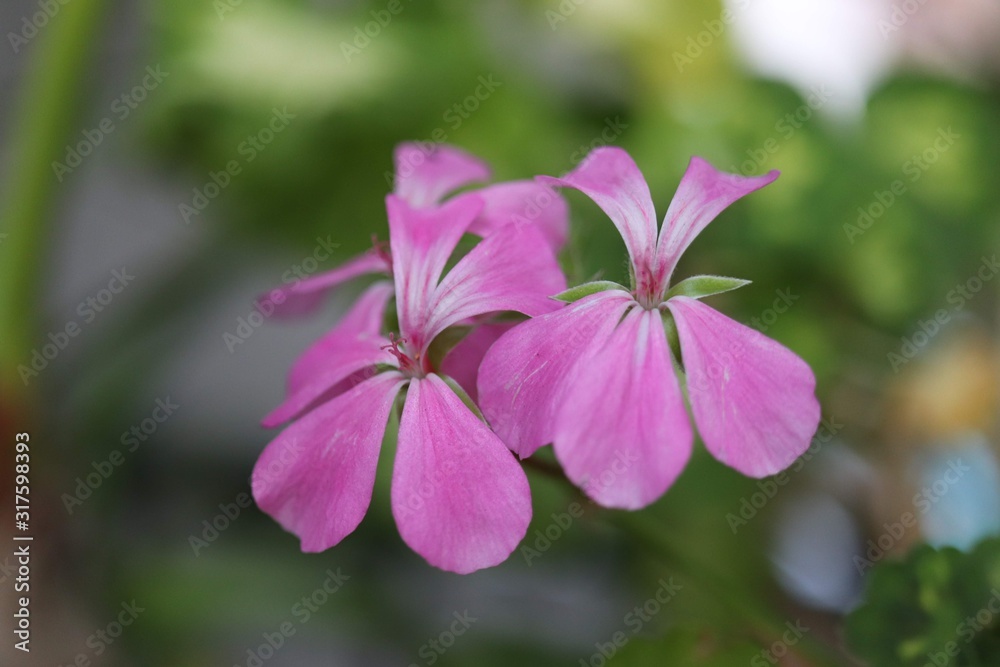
[
  {"xmin": 252, "ymin": 191, "xmax": 566, "ymax": 573},
  {"xmin": 478, "ymin": 147, "xmax": 821, "ymax": 509},
  {"xmin": 260, "ymin": 142, "xmax": 567, "ymax": 318}
]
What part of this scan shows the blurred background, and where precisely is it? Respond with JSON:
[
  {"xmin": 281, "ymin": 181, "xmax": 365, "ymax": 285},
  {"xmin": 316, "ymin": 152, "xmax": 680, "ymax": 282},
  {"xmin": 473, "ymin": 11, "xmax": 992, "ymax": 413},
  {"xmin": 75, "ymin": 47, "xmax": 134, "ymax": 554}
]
[{"xmin": 2, "ymin": 0, "xmax": 1000, "ymax": 665}]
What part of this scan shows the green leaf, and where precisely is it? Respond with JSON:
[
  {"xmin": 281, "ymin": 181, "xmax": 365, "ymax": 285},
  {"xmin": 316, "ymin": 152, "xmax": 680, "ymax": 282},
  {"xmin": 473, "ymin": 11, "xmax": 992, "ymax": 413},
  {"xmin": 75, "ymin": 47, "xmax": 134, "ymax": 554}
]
[
  {"xmin": 552, "ymin": 280, "xmax": 628, "ymax": 303},
  {"xmin": 846, "ymin": 537, "xmax": 1000, "ymax": 667},
  {"xmin": 665, "ymin": 275, "xmax": 751, "ymax": 301}
]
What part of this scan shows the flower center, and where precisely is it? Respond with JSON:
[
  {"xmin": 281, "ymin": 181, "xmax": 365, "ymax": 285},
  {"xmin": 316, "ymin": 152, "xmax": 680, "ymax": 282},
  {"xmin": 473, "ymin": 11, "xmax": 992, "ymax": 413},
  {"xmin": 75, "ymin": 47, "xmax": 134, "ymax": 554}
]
[
  {"xmin": 633, "ymin": 262, "xmax": 664, "ymax": 310},
  {"xmin": 382, "ymin": 333, "xmax": 428, "ymax": 378}
]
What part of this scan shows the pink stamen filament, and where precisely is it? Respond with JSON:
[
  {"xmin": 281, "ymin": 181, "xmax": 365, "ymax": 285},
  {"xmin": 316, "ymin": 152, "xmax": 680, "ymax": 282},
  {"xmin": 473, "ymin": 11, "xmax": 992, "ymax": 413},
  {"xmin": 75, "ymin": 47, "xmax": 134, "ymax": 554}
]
[{"xmin": 382, "ymin": 334, "xmax": 428, "ymax": 377}]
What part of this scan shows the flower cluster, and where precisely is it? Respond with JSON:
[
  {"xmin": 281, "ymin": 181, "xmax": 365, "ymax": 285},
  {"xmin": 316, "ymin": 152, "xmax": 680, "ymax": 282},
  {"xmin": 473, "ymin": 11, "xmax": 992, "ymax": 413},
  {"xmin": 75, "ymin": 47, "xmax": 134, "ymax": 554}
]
[{"xmin": 251, "ymin": 142, "xmax": 821, "ymax": 574}]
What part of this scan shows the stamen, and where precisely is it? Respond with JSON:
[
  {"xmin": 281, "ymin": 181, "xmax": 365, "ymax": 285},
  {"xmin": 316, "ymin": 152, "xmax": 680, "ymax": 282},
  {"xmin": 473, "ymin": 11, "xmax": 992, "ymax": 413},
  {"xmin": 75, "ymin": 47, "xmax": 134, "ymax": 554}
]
[{"xmin": 382, "ymin": 333, "xmax": 421, "ymax": 375}]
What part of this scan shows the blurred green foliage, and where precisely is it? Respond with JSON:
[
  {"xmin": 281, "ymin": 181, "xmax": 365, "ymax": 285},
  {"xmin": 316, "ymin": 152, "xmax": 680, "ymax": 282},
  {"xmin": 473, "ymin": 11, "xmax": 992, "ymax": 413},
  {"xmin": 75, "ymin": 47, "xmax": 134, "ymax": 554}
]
[{"xmin": 847, "ymin": 537, "xmax": 1000, "ymax": 666}]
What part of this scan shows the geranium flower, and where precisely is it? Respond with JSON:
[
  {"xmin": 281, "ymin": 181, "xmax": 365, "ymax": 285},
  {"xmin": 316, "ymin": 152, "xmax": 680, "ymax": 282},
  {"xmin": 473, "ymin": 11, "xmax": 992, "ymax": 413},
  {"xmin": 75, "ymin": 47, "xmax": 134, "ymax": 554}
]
[
  {"xmin": 252, "ymin": 193, "xmax": 566, "ymax": 573},
  {"xmin": 477, "ymin": 147, "xmax": 821, "ymax": 509},
  {"xmin": 262, "ymin": 142, "xmax": 568, "ymax": 317}
]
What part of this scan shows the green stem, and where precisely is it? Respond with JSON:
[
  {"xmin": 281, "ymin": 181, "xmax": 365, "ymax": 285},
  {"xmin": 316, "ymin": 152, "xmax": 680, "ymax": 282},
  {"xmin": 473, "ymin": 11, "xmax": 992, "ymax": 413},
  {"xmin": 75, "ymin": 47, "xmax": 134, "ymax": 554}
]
[{"xmin": 0, "ymin": 0, "xmax": 109, "ymax": 399}]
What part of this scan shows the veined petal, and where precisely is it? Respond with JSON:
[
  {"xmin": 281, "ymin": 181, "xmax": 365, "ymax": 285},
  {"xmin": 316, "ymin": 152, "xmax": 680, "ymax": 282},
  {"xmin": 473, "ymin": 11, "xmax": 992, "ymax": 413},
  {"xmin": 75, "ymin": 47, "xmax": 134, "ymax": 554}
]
[
  {"xmin": 392, "ymin": 374, "xmax": 531, "ymax": 574},
  {"xmin": 287, "ymin": 281, "xmax": 395, "ymax": 395},
  {"xmin": 469, "ymin": 181, "xmax": 569, "ymax": 250},
  {"xmin": 666, "ymin": 296, "xmax": 820, "ymax": 478},
  {"xmin": 553, "ymin": 308, "xmax": 692, "ymax": 509},
  {"xmin": 252, "ymin": 372, "xmax": 406, "ymax": 553},
  {"xmin": 538, "ymin": 147, "xmax": 657, "ymax": 272},
  {"xmin": 654, "ymin": 157, "xmax": 778, "ymax": 285},
  {"xmin": 393, "ymin": 142, "xmax": 491, "ymax": 208},
  {"xmin": 477, "ymin": 290, "xmax": 633, "ymax": 458},
  {"xmin": 262, "ymin": 284, "xmax": 396, "ymax": 428},
  {"xmin": 422, "ymin": 223, "xmax": 567, "ymax": 351},
  {"xmin": 439, "ymin": 322, "xmax": 515, "ymax": 403},
  {"xmin": 258, "ymin": 251, "xmax": 390, "ymax": 318},
  {"xmin": 387, "ymin": 194, "xmax": 484, "ymax": 350}
]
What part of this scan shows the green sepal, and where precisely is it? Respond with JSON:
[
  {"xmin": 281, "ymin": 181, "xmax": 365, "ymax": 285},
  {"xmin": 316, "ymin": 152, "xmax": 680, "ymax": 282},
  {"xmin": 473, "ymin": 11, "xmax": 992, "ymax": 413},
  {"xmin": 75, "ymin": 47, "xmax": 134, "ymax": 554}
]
[
  {"xmin": 441, "ymin": 375, "xmax": 486, "ymax": 422},
  {"xmin": 552, "ymin": 280, "xmax": 628, "ymax": 303},
  {"xmin": 665, "ymin": 275, "xmax": 751, "ymax": 301},
  {"xmin": 659, "ymin": 308, "xmax": 682, "ymax": 363}
]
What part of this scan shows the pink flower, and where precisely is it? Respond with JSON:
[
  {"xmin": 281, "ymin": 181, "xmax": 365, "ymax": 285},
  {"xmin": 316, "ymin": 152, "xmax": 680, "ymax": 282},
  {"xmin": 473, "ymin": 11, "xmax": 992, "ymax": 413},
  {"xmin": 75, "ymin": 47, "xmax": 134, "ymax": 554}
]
[
  {"xmin": 478, "ymin": 147, "xmax": 821, "ymax": 509},
  {"xmin": 252, "ymin": 193, "xmax": 566, "ymax": 573},
  {"xmin": 261, "ymin": 142, "xmax": 568, "ymax": 317}
]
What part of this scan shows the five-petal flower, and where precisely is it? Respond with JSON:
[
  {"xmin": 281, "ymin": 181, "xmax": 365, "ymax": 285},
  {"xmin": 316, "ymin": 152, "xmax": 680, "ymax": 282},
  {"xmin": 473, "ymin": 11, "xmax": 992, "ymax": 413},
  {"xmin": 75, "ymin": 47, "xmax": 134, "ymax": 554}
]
[
  {"xmin": 477, "ymin": 147, "xmax": 822, "ymax": 509},
  {"xmin": 252, "ymin": 192, "xmax": 566, "ymax": 573}
]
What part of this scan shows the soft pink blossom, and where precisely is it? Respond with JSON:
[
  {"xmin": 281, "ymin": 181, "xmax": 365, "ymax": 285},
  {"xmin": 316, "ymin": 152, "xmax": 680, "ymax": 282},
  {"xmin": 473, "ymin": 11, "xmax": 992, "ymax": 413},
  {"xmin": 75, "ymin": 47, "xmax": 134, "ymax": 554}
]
[
  {"xmin": 253, "ymin": 193, "xmax": 565, "ymax": 573},
  {"xmin": 478, "ymin": 148, "xmax": 821, "ymax": 509}
]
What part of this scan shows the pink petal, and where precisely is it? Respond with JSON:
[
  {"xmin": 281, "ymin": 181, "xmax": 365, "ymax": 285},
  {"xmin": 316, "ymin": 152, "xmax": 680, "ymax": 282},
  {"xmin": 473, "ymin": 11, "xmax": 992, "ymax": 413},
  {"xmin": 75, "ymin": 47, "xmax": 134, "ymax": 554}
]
[
  {"xmin": 538, "ymin": 147, "xmax": 657, "ymax": 273},
  {"xmin": 387, "ymin": 194, "xmax": 484, "ymax": 351},
  {"xmin": 262, "ymin": 283, "xmax": 396, "ymax": 428},
  {"xmin": 477, "ymin": 290, "xmax": 633, "ymax": 458},
  {"xmin": 393, "ymin": 142, "xmax": 491, "ymax": 208},
  {"xmin": 252, "ymin": 372, "xmax": 406, "ymax": 553},
  {"xmin": 422, "ymin": 223, "xmax": 567, "ymax": 346},
  {"xmin": 439, "ymin": 322, "xmax": 515, "ymax": 403},
  {"xmin": 392, "ymin": 374, "xmax": 531, "ymax": 574},
  {"xmin": 287, "ymin": 281, "xmax": 395, "ymax": 395},
  {"xmin": 666, "ymin": 296, "xmax": 820, "ymax": 478},
  {"xmin": 469, "ymin": 181, "xmax": 569, "ymax": 250},
  {"xmin": 258, "ymin": 251, "xmax": 390, "ymax": 319},
  {"xmin": 552, "ymin": 307, "xmax": 693, "ymax": 509},
  {"xmin": 654, "ymin": 157, "xmax": 778, "ymax": 284}
]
